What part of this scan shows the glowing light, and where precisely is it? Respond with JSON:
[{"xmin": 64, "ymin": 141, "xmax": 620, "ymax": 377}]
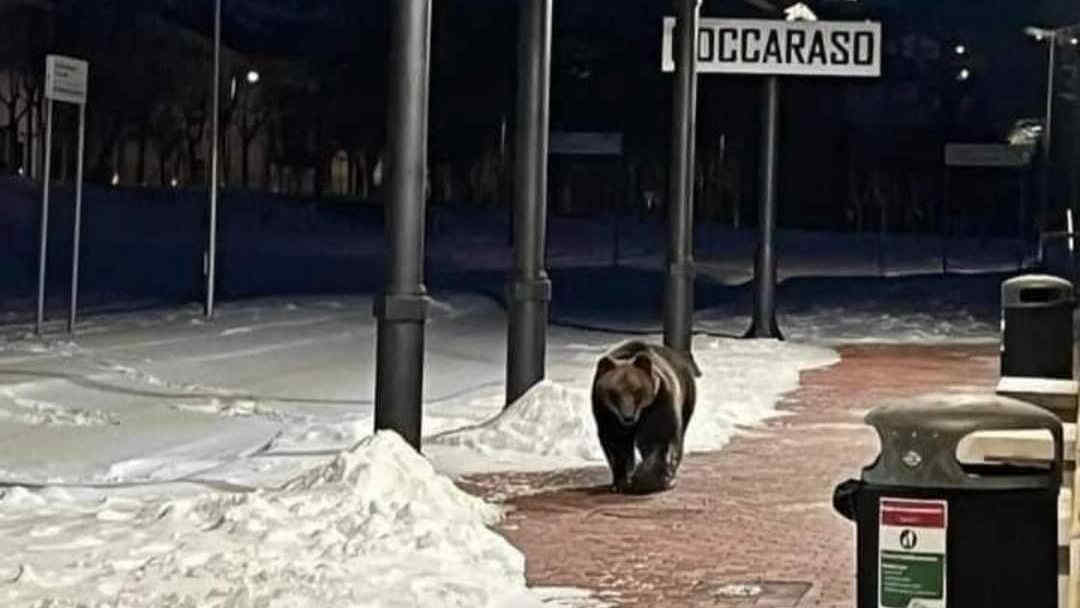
[
  {"xmin": 957, "ymin": 68, "xmax": 970, "ymax": 81},
  {"xmin": 170, "ymin": 178, "xmax": 179, "ymax": 188},
  {"xmin": 17, "ymin": 167, "xmax": 24, "ymax": 175},
  {"xmin": 955, "ymin": 44, "xmax": 966, "ymax": 55},
  {"xmin": 246, "ymin": 70, "xmax": 260, "ymax": 84},
  {"xmin": 111, "ymin": 173, "xmax": 120, "ymax": 186},
  {"xmin": 783, "ymin": 2, "xmax": 818, "ymax": 22},
  {"xmin": 1071, "ymin": 37, "xmax": 1079, "ymax": 46}
]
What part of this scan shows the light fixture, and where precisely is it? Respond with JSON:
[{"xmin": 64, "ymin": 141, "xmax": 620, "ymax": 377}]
[
  {"xmin": 246, "ymin": 70, "xmax": 260, "ymax": 84},
  {"xmin": 170, "ymin": 178, "xmax": 179, "ymax": 188},
  {"xmin": 955, "ymin": 44, "xmax": 966, "ymax": 55},
  {"xmin": 957, "ymin": 68, "xmax": 970, "ymax": 81},
  {"xmin": 111, "ymin": 173, "xmax": 120, "ymax": 186},
  {"xmin": 1024, "ymin": 26, "xmax": 1053, "ymax": 42},
  {"xmin": 783, "ymin": 2, "xmax": 818, "ymax": 21},
  {"xmin": 1071, "ymin": 37, "xmax": 1079, "ymax": 46}
]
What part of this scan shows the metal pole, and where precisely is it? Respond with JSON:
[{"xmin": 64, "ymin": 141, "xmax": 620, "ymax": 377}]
[
  {"xmin": 205, "ymin": 0, "xmax": 221, "ymax": 319},
  {"xmin": 506, "ymin": 0, "xmax": 553, "ymax": 406},
  {"xmin": 35, "ymin": 98, "xmax": 53, "ymax": 335},
  {"xmin": 68, "ymin": 102, "xmax": 86, "ymax": 333},
  {"xmin": 663, "ymin": 0, "xmax": 700, "ymax": 354},
  {"xmin": 942, "ymin": 167, "xmax": 950, "ymax": 273},
  {"xmin": 374, "ymin": 0, "xmax": 432, "ymax": 450},
  {"xmin": 1040, "ymin": 38, "xmax": 1055, "ymax": 236},
  {"xmin": 745, "ymin": 76, "xmax": 782, "ymax": 339}
]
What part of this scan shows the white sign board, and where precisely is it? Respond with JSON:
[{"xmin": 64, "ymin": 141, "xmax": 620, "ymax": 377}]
[
  {"xmin": 549, "ymin": 132, "xmax": 624, "ymax": 156},
  {"xmin": 45, "ymin": 55, "xmax": 89, "ymax": 104},
  {"xmin": 662, "ymin": 17, "xmax": 882, "ymax": 77}
]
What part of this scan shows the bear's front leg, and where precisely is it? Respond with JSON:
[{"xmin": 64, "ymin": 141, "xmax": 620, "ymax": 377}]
[{"xmin": 599, "ymin": 431, "xmax": 635, "ymax": 493}]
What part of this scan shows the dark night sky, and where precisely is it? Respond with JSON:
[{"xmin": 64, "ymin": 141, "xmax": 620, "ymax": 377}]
[{"xmin": 143, "ymin": 0, "xmax": 1078, "ymax": 130}]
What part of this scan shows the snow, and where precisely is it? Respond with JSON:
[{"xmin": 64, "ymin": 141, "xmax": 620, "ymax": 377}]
[
  {"xmin": 0, "ymin": 432, "xmax": 544, "ymax": 607},
  {"xmin": 0, "ymin": 291, "xmax": 847, "ymax": 606},
  {"xmin": 0, "ymin": 219, "xmax": 1024, "ymax": 607},
  {"xmin": 428, "ymin": 337, "xmax": 838, "ymax": 475}
]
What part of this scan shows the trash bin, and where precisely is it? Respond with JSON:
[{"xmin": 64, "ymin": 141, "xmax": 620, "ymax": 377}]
[
  {"xmin": 1001, "ymin": 274, "xmax": 1074, "ymax": 379},
  {"xmin": 833, "ymin": 396, "xmax": 1062, "ymax": 608}
]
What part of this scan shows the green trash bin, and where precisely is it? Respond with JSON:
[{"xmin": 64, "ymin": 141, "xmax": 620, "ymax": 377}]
[
  {"xmin": 1001, "ymin": 274, "xmax": 1074, "ymax": 379},
  {"xmin": 833, "ymin": 396, "xmax": 1062, "ymax": 607}
]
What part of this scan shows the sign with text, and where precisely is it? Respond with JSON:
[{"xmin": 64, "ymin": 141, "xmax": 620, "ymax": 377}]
[
  {"xmin": 879, "ymin": 498, "xmax": 947, "ymax": 608},
  {"xmin": 45, "ymin": 55, "xmax": 89, "ymax": 104},
  {"xmin": 662, "ymin": 17, "xmax": 881, "ymax": 77}
]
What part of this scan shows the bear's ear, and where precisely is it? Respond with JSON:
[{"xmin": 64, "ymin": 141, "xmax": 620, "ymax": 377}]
[
  {"xmin": 596, "ymin": 356, "xmax": 616, "ymax": 376},
  {"xmin": 632, "ymin": 354, "xmax": 653, "ymax": 375}
]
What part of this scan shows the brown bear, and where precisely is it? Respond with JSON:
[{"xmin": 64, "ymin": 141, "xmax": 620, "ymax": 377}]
[{"xmin": 591, "ymin": 340, "xmax": 701, "ymax": 494}]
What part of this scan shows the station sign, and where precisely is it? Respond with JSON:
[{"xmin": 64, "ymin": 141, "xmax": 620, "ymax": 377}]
[{"xmin": 662, "ymin": 17, "xmax": 882, "ymax": 78}]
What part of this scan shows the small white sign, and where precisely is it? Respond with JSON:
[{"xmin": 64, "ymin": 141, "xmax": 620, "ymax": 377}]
[
  {"xmin": 662, "ymin": 17, "xmax": 882, "ymax": 78},
  {"xmin": 45, "ymin": 55, "xmax": 89, "ymax": 105},
  {"xmin": 878, "ymin": 498, "xmax": 947, "ymax": 608}
]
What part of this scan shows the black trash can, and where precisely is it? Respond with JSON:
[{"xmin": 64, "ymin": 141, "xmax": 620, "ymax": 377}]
[
  {"xmin": 1001, "ymin": 274, "xmax": 1074, "ymax": 379},
  {"xmin": 833, "ymin": 396, "xmax": 1062, "ymax": 608}
]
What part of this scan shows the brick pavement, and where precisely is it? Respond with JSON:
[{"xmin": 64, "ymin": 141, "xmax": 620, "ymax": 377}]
[{"xmin": 460, "ymin": 344, "xmax": 1001, "ymax": 607}]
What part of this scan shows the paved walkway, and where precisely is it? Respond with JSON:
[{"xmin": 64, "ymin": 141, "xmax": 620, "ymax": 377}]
[{"xmin": 461, "ymin": 344, "xmax": 1000, "ymax": 607}]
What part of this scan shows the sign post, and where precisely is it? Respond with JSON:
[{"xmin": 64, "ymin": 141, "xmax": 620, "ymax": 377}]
[
  {"xmin": 663, "ymin": 0, "xmax": 702, "ymax": 356},
  {"xmin": 662, "ymin": 16, "xmax": 881, "ymax": 339},
  {"xmin": 36, "ymin": 54, "xmax": 89, "ymax": 336}
]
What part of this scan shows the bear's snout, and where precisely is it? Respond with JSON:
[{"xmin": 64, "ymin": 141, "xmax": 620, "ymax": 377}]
[{"xmin": 614, "ymin": 403, "xmax": 639, "ymax": 426}]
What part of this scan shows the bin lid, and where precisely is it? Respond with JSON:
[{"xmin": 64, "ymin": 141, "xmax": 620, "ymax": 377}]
[
  {"xmin": 861, "ymin": 395, "xmax": 1063, "ymax": 490},
  {"xmin": 1002, "ymin": 274, "xmax": 1074, "ymax": 308}
]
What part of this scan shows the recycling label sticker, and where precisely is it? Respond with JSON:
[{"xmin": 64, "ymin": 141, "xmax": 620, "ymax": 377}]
[{"xmin": 879, "ymin": 498, "xmax": 947, "ymax": 608}]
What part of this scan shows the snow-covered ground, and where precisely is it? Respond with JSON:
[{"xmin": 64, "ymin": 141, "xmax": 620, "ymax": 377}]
[
  {"xmin": 0, "ymin": 215, "xmax": 1023, "ymax": 606},
  {"xmin": 0, "ymin": 291, "xmax": 849, "ymax": 606}
]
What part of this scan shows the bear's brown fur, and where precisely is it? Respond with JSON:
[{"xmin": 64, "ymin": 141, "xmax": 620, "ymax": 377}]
[{"xmin": 591, "ymin": 340, "xmax": 700, "ymax": 494}]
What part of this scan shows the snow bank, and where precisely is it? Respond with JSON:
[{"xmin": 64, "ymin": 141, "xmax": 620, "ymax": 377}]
[
  {"xmin": 696, "ymin": 308, "xmax": 998, "ymax": 345},
  {"xmin": 428, "ymin": 337, "xmax": 839, "ymax": 473},
  {"xmin": 430, "ymin": 381, "xmax": 603, "ymax": 461},
  {"xmin": 0, "ymin": 432, "xmax": 543, "ymax": 608}
]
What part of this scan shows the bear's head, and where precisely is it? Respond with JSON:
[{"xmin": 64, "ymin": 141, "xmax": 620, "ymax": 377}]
[{"xmin": 594, "ymin": 354, "xmax": 660, "ymax": 426}]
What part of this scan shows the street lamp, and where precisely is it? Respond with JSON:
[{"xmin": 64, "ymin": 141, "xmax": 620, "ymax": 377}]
[
  {"xmin": 1025, "ymin": 25, "xmax": 1060, "ymax": 239},
  {"xmin": 1026, "ymin": 23, "xmax": 1080, "ymax": 265},
  {"xmin": 231, "ymin": 70, "xmax": 260, "ymax": 101}
]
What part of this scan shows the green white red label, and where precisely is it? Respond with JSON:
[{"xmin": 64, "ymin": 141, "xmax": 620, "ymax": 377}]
[{"xmin": 879, "ymin": 498, "xmax": 947, "ymax": 608}]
